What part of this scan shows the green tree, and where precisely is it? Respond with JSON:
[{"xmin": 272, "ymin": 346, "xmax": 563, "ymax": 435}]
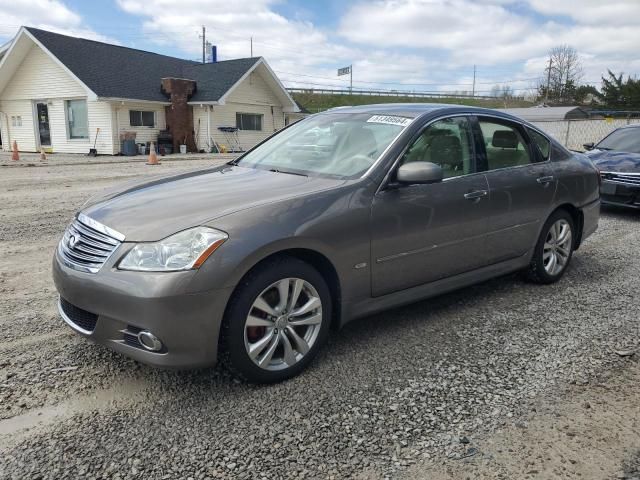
[{"xmin": 599, "ymin": 70, "xmax": 640, "ymax": 108}]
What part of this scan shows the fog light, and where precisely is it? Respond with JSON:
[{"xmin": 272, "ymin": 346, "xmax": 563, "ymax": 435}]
[{"xmin": 137, "ymin": 330, "xmax": 163, "ymax": 352}]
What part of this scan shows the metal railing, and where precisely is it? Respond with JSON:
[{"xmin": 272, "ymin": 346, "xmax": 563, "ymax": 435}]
[{"xmin": 287, "ymin": 87, "xmax": 523, "ymax": 101}]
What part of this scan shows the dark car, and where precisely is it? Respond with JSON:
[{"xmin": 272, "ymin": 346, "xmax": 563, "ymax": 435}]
[
  {"xmin": 53, "ymin": 104, "xmax": 600, "ymax": 383},
  {"xmin": 584, "ymin": 124, "xmax": 640, "ymax": 209}
]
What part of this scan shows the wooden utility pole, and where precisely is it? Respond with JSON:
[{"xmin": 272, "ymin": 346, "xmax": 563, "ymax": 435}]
[
  {"xmin": 544, "ymin": 56, "xmax": 553, "ymax": 104},
  {"xmin": 251, "ymin": 36, "xmax": 253, "ymax": 57},
  {"xmin": 472, "ymin": 65, "xmax": 476, "ymax": 97}
]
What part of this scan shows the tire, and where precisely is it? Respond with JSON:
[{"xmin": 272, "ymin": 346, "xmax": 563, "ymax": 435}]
[
  {"xmin": 219, "ymin": 256, "xmax": 332, "ymax": 383},
  {"xmin": 525, "ymin": 209, "xmax": 575, "ymax": 284}
]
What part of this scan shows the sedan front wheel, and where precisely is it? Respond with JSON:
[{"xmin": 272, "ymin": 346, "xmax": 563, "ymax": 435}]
[{"xmin": 220, "ymin": 257, "xmax": 331, "ymax": 383}]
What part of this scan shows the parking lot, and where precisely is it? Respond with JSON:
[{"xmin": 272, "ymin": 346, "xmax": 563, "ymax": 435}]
[{"xmin": 1, "ymin": 154, "xmax": 639, "ymax": 479}]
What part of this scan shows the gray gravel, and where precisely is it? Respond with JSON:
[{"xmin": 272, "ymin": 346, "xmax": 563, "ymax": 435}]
[{"xmin": 1, "ymin": 157, "xmax": 639, "ymax": 479}]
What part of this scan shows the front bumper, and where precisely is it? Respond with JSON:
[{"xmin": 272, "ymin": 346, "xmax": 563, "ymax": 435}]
[
  {"xmin": 600, "ymin": 179, "xmax": 640, "ymax": 209},
  {"xmin": 52, "ymin": 249, "xmax": 234, "ymax": 369}
]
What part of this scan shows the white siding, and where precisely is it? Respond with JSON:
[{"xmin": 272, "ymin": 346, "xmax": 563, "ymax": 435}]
[
  {"xmin": 0, "ymin": 45, "xmax": 87, "ymax": 100},
  {"xmin": 0, "ymin": 100, "xmax": 35, "ymax": 151},
  {"xmin": 194, "ymin": 70, "xmax": 286, "ymax": 152},
  {"xmin": 114, "ymin": 102, "xmax": 167, "ymax": 152},
  {"xmin": 0, "ymin": 43, "xmax": 117, "ymax": 153}
]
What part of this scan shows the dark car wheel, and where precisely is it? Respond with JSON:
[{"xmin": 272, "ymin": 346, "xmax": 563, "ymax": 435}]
[
  {"xmin": 220, "ymin": 257, "xmax": 331, "ymax": 383},
  {"xmin": 526, "ymin": 209, "xmax": 575, "ymax": 284}
]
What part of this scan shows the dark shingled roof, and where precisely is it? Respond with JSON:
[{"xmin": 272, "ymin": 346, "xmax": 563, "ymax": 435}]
[{"xmin": 25, "ymin": 27, "xmax": 261, "ymax": 103}]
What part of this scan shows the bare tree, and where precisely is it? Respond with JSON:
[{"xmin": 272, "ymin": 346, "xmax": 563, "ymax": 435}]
[{"xmin": 538, "ymin": 45, "xmax": 584, "ymax": 104}]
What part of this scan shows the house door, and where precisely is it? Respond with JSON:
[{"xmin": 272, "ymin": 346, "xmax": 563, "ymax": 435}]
[{"xmin": 36, "ymin": 102, "xmax": 51, "ymax": 146}]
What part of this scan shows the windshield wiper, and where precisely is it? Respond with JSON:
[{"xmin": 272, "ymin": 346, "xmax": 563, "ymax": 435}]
[{"xmin": 269, "ymin": 168, "xmax": 308, "ymax": 177}]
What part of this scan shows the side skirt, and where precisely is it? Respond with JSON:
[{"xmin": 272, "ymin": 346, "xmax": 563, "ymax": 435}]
[{"xmin": 340, "ymin": 252, "xmax": 531, "ymax": 327}]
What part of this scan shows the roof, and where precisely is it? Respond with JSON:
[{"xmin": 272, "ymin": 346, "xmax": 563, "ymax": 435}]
[
  {"xmin": 19, "ymin": 27, "xmax": 265, "ymax": 104},
  {"xmin": 184, "ymin": 58, "xmax": 261, "ymax": 103},
  {"xmin": 498, "ymin": 106, "xmax": 589, "ymax": 122}
]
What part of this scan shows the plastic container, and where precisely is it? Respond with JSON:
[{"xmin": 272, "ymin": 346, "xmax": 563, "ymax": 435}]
[
  {"xmin": 179, "ymin": 144, "xmax": 187, "ymax": 154},
  {"xmin": 121, "ymin": 139, "xmax": 137, "ymax": 156}
]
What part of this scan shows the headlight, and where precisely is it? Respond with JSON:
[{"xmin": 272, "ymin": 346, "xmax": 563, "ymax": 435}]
[{"xmin": 118, "ymin": 227, "xmax": 228, "ymax": 272}]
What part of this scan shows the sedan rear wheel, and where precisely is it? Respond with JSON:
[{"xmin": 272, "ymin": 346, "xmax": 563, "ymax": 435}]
[
  {"xmin": 526, "ymin": 210, "xmax": 575, "ymax": 284},
  {"xmin": 542, "ymin": 219, "xmax": 572, "ymax": 276},
  {"xmin": 220, "ymin": 257, "xmax": 331, "ymax": 383}
]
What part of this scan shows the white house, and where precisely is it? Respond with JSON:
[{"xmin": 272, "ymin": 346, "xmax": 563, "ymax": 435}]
[{"xmin": 0, "ymin": 27, "xmax": 299, "ymax": 155}]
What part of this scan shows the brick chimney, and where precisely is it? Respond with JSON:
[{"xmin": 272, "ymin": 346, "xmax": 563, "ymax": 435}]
[{"xmin": 161, "ymin": 78, "xmax": 197, "ymax": 153}]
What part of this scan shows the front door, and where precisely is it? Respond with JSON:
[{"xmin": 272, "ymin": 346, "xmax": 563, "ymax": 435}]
[
  {"xmin": 475, "ymin": 117, "xmax": 557, "ymax": 263},
  {"xmin": 36, "ymin": 102, "xmax": 51, "ymax": 147},
  {"xmin": 371, "ymin": 116, "xmax": 491, "ymax": 297}
]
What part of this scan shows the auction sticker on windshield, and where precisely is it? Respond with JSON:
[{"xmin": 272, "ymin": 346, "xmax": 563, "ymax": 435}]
[{"xmin": 367, "ymin": 115, "xmax": 413, "ymax": 127}]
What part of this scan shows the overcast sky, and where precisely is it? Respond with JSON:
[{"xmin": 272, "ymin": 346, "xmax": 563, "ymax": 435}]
[{"xmin": 1, "ymin": 0, "xmax": 639, "ymax": 95}]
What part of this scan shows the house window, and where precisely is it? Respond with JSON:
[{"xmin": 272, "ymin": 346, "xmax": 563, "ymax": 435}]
[
  {"xmin": 236, "ymin": 113, "xmax": 263, "ymax": 131},
  {"xmin": 11, "ymin": 116, "xmax": 22, "ymax": 127},
  {"xmin": 129, "ymin": 110, "xmax": 155, "ymax": 127},
  {"xmin": 66, "ymin": 99, "xmax": 88, "ymax": 139}
]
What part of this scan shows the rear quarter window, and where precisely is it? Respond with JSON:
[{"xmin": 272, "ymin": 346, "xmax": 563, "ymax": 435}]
[
  {"xmin": 526, "ymin": 128, "xmax": 551, "ymax": 161},
  {"xmin": 550, "ymin": 142, "xmax": 573, "ymax": 161}
]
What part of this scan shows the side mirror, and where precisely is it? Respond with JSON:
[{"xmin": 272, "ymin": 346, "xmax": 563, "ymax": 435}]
[
  {"xmin": 583, "ymin": 142, "xmax": 595, "ymax": 151},
  {"xmin": 396, "ymin": 162, "xmax": 443, "ymax": 184}
]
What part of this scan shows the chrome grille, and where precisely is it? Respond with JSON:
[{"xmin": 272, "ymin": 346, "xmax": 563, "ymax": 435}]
[
  {"xmin": 601, "ymin": 171, "xmax": 640, "ymax": 186},
  {"xmin": 58, "ymin": 213, "xmax": 125, "ymax": 273}
]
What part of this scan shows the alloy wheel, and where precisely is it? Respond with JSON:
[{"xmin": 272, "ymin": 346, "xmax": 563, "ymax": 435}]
[
  {"xmin": 244, "ymin": 278, "xmax": 323, "ymax": 371},
  {"xmin": 543, "ymin": 219, "xmax": 572, "ymax": 276}
]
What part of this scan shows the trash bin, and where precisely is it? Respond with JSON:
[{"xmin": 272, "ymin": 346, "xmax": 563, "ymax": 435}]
[{"xmin": 122, "ymin": 139, "xmax": 137, "ymax": 156}]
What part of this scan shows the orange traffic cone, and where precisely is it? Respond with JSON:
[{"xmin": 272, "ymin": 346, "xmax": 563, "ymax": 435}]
[
  {"xmin": 146, "ymin": 142, "xmax": 159, "ymax": 165},
  {"xmin": 11, "ymin": 140, "xmax": 19, "ymax": 161},
  {"xmin": 40, "ymin": 148, "xmax": 47, "ymax": 161}
]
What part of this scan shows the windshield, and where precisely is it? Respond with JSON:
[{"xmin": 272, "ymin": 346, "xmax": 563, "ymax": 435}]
[
  {"xmin": 597, "ymin": 128, "xmax": 640, "ymax": 154},
  {"xmin": 236, "ymin": 112, "xmax": 412, "ymax": 178}
]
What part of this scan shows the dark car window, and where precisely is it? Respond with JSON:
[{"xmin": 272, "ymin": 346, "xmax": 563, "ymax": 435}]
[
  {"xmin": 597, "ymin": 127, "xmax": 640, "ymax": 153},
  {"xmin": 526, "ymin": 127, "xmax": 551, "ymax": 161},
  {"xmin": 400, "ymin": 117, "xmax": 474, "ymax": 179},
  {"xmin": 551, "ymin": 142, "xmax": 572, "ymax": 161},
  {"xmin": 479, "ymin": 120, "xmax": 532, "ymax": 170}
]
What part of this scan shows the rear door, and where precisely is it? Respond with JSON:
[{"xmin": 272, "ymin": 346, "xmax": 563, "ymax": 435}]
[
  {"xmin": 370, "ymin": 115, "xmax": 491, "ymax": 297},
  {"xmin": 475, "ymin": 117, "xmax": 556, "ymax": 263}
]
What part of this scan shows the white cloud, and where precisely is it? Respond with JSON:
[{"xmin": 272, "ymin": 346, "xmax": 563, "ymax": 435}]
[
  {"xmin": 0, "ymin": 0, "xmax": 115, "ymax": 44},
  {"xmin": 337, "ymin": 0, "xmax": 640, "ymax": 86},
  {"xmin": 528, "ymin": 0, "xmax": 640, "ymax": 26},
  {"xmin": 115, "ymin": 0, "xmax": 456, "ymax": 92}
]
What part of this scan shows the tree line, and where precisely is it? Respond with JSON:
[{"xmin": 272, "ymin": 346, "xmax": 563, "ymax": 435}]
[{"xmin": 534, "ymin": 45, "xmax": 640, "ymax": 108}]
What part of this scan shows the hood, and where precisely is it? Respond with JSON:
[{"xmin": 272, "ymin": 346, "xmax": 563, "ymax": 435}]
[
  {"xmin": 586, "ymin": 149, "xmax": 640, "ymax": 173},
  {"xmin": 81, "ymin": 166, "xmax": 345, "ymax": 241}
]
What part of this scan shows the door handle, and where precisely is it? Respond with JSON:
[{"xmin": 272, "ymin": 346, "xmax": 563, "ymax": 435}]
[
  {"xmin": 464, "ymin": 190, "xmax": 488, "ymax": 200},
  {"xmin": 536, "ymin": 175, "xmax": 554, "ymax": 185}
]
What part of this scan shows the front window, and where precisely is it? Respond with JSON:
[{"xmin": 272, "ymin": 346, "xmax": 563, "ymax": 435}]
[
  {"xmin": 129, "ymin": 110, "xmax": 155, "ymax": 127},
  {"xmin": 236, "ymin": 112, "xmax": 411, "ymax": 179},
  {"xmin": 66, "ymin": 99, "xmax": 88, "ymax": 139},
  {"xmin": 399, "ymin": 117, "xmax": 474, "ymax": 179},
  {"xmin": 236, "ymin": 113, "xmax": 263, "ymax": 131},
  {"xmin": 597, "ymin": 128, "xmax": 640, "ymax": 154}
]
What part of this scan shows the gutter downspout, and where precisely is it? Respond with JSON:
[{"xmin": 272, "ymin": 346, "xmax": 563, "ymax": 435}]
[
  {"xmin": 206, "ymin": 106, "xmax": 211, "ymax": 152},
  {"xmin": 0, "ymin": 111, "xmax": 10, "ymax": 152},
  {"xmin": 115, "ymin": 104, "xmax": 121, "ymax": 155}
]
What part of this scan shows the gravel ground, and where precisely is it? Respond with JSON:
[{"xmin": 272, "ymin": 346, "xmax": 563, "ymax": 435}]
[{"xmin": 0, "ymin": 155, "xmax": 639, "ymax": 479}]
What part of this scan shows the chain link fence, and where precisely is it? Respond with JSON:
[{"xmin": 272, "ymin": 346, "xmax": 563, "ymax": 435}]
[{"xmin": 531, "ymin": 118, "xmax": 640, "ymax": 150}]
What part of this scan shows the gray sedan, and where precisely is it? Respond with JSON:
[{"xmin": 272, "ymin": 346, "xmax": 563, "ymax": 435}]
[{"xmin": 53, "ymin": 104, "xmax": 600, "ymax": 383}]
